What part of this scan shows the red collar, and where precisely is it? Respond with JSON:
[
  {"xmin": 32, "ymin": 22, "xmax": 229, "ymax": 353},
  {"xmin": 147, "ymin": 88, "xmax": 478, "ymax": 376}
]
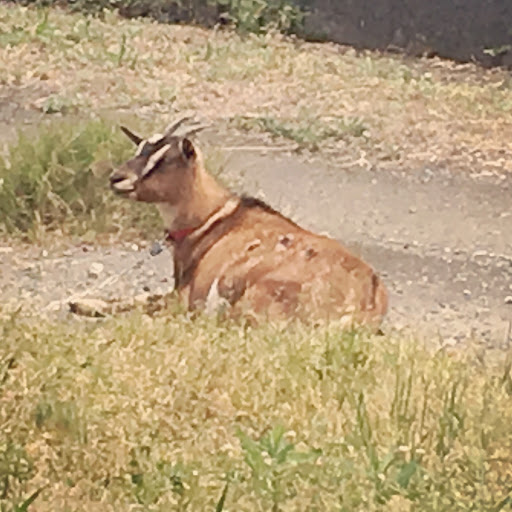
[{"xmin": 165, "ymin": 227, "xmax": 196, "ymax": 243}]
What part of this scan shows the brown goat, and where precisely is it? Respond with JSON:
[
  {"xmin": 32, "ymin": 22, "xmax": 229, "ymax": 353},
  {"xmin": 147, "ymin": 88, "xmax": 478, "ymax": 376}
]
[{"xmin": 109, "ymin": 118, "xmax": 388, "ymax": 330}]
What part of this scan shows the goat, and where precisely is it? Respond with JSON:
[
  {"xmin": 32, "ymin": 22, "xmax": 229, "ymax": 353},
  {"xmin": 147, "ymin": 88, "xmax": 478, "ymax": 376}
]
[{"xmin": 109, "ymin": 117, "xmax": 388, "ymax": 330}]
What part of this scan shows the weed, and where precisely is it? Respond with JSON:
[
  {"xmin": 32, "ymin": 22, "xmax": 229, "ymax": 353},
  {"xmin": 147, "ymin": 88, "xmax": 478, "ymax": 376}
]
[
  {"xmin": 215, "ymin": 0, "xmax": 304, "ymax": 34},
  {"xmin": 234, "ymin": 115, "xmax": 368, "ymax": 149},
  {"xmin": 0, "ymin": 444, "xmax": 33, "ymax": 500},
  {"xmin": 9, "ymin": 0, "xmax": 304, "ymax": 35},
  {"xmin": 0, "ymin": 119, "xmax": 161, "ymax": 238},
  {"xmin": 127, "ymin": 449, "xmax": 192, "ymax": 507},
  {"xmin": 36, "ymin": 94, "xmax": 76, "ymax": 115},
  {"xmin": 215, "ymin": 480, "xmax": 229, "ymax": 511},
  {"xmin": 34, "ymin": 399, "xmax": 88, "ymax": 443},
  {"xmin": 10, "ymin": 487, "xmax": 45, "ymax": 512},
  {"xmin": 237, "ymin": 425, "xmax": 321, "ymax": 511}
]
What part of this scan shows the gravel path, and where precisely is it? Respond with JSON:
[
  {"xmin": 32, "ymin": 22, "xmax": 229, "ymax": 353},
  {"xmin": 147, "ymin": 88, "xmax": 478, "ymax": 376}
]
[{"xmin": 1, "ymin": 139, "xmax": 511, "ymax": 347}]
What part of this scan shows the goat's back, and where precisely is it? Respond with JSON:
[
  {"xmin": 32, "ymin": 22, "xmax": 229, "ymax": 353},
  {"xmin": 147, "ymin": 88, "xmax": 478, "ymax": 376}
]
[{"xmin": 180, "ymin": 201, "xmax": 388, "ymax": 329}]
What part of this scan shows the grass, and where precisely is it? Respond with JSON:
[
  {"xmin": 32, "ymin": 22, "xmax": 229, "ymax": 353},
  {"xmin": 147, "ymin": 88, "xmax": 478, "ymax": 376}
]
[
  {"xmin": 0, "ymin": 118, "xmax": 165, "ymax": 238},
  {"xmin": 1, "ymin": 4, "xmax": 512, "ymax": 173},
  {"xmin": 1, "ymin": 305, "xmax": 512, "ymax": 511},
  {"xmin": 234, "ymin": 114, "xmax": 369, "ymax": 149},
  {"xmin": 9, "ymin": 0, "xmax": 305, "ymax": 35}
]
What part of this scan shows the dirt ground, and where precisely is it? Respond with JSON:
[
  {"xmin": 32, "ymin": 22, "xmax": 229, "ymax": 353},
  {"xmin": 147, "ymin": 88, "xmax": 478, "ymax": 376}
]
[{"xmin": 1, "ymin": 123, "xmax": 511, "ymax": 348}]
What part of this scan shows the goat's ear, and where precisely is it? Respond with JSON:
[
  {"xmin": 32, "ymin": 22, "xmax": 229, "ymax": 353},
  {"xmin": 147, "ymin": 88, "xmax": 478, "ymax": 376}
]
[
  {"xmin": 179, "ymin": 137, "xmax": 196, "ymax": 161},
  {"xmin": 120, "ymin": 126, "xmax": 143, "ymax": 145}
]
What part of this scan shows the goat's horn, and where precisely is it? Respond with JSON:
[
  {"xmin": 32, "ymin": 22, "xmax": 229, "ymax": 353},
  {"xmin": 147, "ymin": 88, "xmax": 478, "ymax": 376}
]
[
  {"xmin": 164, "ymin": 116, "xmax": 194, "ymax": 136},
  {"xmin": 120, "ymin": 126, "xmax": 143, "ymax": 145},
  {"xmin": 184, "ymin": 124, "xmax": 210, "ymax": 137}
]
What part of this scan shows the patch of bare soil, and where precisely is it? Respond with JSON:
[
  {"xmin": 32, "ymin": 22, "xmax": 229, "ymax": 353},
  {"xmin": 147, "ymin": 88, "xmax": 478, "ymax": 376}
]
[{"xmin": 0, "ymin": 82, "xmax": 56, "ymax": 139}]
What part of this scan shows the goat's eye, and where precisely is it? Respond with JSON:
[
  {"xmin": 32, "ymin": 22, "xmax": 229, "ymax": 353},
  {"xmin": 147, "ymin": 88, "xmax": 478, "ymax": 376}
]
[{"xmin": 140, "ymin": 144, "xmax": 154, "ymax": 157}]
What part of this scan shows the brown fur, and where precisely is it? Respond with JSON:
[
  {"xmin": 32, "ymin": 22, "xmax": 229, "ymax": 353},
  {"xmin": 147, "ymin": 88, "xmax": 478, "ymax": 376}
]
[{"xmin": 110, "ymin": 123, "xmax": 388, "ymax": 330}]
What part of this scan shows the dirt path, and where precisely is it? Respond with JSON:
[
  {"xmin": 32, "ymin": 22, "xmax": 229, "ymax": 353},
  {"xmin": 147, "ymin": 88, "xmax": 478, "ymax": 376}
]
[{"xmin": 1, "ymin": 136, "xmax": 511, "ymax": 346}]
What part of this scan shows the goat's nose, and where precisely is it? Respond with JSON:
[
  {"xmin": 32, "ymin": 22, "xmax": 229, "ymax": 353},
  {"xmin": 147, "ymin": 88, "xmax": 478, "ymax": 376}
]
[
  {"xmin": 109, "ymin": 171, "xmax": 125, "ymax": 185},
  {"xmin": 109, "ymin": 170, "xmax": 136, "ymax": 193}
]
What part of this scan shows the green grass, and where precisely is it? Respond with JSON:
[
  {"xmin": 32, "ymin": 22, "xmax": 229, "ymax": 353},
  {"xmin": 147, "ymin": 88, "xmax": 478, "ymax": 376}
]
[
  {"xmin": 7, "ymin": 0, "xmax": 304, "ymax": 35},
  {"xmin": 234, "ymin": 114, "xmax": 368, "ymax": 149},
  {"xmin": 1, "ymin": 306, "xmax": 512, "ymax": 511},
  {"xmin": 0, "ymin": 118, "xmax": 165, "ymax": 239}
]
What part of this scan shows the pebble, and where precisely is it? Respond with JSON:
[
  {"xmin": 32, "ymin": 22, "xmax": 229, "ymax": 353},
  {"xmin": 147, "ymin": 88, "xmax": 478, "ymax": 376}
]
[
  {"xmin": 150, "ymin": 241, "xmax": 163, "ymax": 257},
  {"xmin": 134, "ymin": 293, "xmax": 151, "ymax": 305},
  {"xmin": 443, "ymin": 337, "xmax": 459, "ymax": 347},
  {"xmin": 69, "ymin": 298, "xmax": 108, "ymax": 317},
  {"xmin": 88, "ymin": 262, "xmax": 104, "ymax": 279}
]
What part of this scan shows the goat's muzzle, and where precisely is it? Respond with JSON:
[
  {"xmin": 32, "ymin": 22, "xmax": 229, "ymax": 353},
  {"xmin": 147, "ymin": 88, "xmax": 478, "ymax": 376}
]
[{"xmin": 109, "ymin": 169, "xmax": 136, "ymax": 196}]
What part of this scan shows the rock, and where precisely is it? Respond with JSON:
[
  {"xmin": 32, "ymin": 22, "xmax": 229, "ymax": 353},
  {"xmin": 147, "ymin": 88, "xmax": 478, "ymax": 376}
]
[
  {"xmin": 443, "ymin": 337, "xmax": 458, "ymax": 347},
  {"xmin": 150, "ymin": 241, "xmax": 163, "ymax": 257},
  {"xmin": 0, "ymin": 247, "xmax": 13, "ymax": 254},
  {"xmin": 69, "ymin": 298, "xmax": 109, "ymax": 317},
  {"xmin": 134, "ymin": 292, "xmax": 151, "ymax": 305},
  {"xmin": 88, "ymin": 263, "xmax": 104, "ymax": 279},
  {"xmin": 463, "ymin": 289, "xmax": 471, "ymax": 297},
  {"xmin": 505, "ymin": 296, "xmax": 512, "ymax": 305}
]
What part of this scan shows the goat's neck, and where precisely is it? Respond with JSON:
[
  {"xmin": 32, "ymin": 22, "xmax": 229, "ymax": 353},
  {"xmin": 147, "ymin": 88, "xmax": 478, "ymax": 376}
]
[{"xmin": 158, "ymin": 172, "xmax": 232, "ymax": 231}]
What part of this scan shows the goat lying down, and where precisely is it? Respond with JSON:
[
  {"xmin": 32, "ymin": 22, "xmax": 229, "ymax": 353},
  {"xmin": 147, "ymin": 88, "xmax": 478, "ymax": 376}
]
[{"xmin": 109, "ymin": 118, "xmax": 388, "ymax": 330}]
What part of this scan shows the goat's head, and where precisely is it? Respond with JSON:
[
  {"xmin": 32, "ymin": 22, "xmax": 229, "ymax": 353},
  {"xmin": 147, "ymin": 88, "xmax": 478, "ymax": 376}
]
[{"xmin": 109, "ymin": 117, "xmax": 206, "ymax": 204}]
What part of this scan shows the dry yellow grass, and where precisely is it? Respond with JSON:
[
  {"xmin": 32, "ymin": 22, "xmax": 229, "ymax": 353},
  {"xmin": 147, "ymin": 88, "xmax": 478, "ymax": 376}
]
[
  {"xmin": 1, "ymin": 4, "xmax": 512, "ymax": 173},
  {"xmin": 1, "ymin": 304, "xmax": 512, "ymax": 511}
]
